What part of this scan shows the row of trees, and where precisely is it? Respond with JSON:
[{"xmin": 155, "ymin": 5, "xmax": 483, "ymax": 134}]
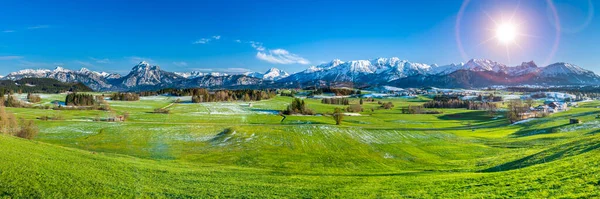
[
  {"xmin": 65, "ymin": 93, "xmax": 96, "ymax": 106},
  {"xmin": 321, "ymin": 98, "xmax": 350, "ymax": 105},
  {"xmin": 109, "ymin": 93, "xmax": 140, "ymax": 101},
  {"xmin": 476, "ymin": 94, "xmax": 503, "ymax": 102},
  {"xmin": 309, "ymin": 88, "xmax": 361, "ymax": 96},
  {"xmin": 401, "ymin": 105, "xmax": 443, "ymax": 114},
  {"xmin": 423, "ymin": 99, "xmax": 497, "ymax": 110},
  {"xmin": 191, "ymin": 89, "xmax": 276, "ymax": 103}
]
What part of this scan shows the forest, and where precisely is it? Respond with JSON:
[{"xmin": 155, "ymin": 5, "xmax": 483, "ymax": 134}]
[
  {"xmin": 65, "ymin": 93, "xmax": 96, "ymax": 106},
  {"xmin": 0, "ymin": 78, "xmax": 92, "ymax": 94}
]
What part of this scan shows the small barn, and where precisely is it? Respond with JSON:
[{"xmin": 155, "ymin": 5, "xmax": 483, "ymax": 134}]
[{"xmin": 570, "ymin": 118, "xmax": 581, "ymax": 124}]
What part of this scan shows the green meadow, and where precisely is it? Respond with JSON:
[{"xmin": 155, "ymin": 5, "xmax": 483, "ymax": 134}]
[{"xmin": 1, "ymin": 94, "xmax": 600, "ymax": 198}]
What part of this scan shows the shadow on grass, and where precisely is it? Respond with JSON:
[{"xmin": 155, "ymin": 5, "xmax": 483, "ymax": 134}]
[
  {"xmin": 481, "ymin": 138, "xmax": 600, "ymax": 172},
  {"xmin": 509, "ymin": 123, "xmax": 570, "ymax": 138},
  {"xmin": 437, "ymin": 111, "xmax": 496, "ymax": 122},
  {"xmin": 369, "ymin": 119, "xmax": 509, "ymax": 131}
]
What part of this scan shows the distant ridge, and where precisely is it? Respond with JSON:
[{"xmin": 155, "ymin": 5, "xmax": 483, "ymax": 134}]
[{"xmin": 2, "ymin": 58, "xmax": 600, "ymax": 91}]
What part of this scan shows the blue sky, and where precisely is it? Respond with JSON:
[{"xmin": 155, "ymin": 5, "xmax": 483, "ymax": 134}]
[{"xmin": 0, "ymin": 0, "xmax": 598, "ymax": 75}]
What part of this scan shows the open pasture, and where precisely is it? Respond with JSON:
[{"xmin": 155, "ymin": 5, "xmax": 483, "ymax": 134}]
[{"xmin": 2, "ymin": 94, "xmax": 600, "ymax": 198}]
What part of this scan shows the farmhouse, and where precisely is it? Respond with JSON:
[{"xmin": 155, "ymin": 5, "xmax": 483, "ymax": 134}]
[{"xmin": 545, "ymin": 101, "xmax": 568, "ymax": 112}]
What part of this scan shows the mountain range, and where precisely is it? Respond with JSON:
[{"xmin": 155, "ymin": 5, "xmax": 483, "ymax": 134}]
[{"xmin": 2, "ymin": 58, "xmax": 599, "ymax": 91}]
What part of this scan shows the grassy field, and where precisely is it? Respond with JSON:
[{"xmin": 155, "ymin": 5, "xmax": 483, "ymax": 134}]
[{"xmin": 1, "ymin": 94, "xmax": 600, "ymax": 198}]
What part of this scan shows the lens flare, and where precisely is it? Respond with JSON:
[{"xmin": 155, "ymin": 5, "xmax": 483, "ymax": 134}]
[{"xmin": 496, "ymin": 22, "xmax": 517, "ymax": 44}]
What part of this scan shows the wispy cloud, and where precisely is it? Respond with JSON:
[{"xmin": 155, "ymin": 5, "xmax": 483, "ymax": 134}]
[
  {"xmin": 256, "ymin": 49, "xmax": 310, "ymax": 65},
  {"xmin": 234, "ymin": 39, "xmax": 241, "ymax": 43},
  {"xmin": 0, "ymin": 56, "xmax": 24, "ymax": 60},
  {"xmin": 188, "ymin": 67, "xmax": 251, "ymax": 74},
  {"xmin": 193, "ymin": 35, "xmax": 221, "ymax": 44},
  {"xmin": 27, "ymin": 25, "xmax": 50, "ymax": 30},
  {"xmin": 193, "ymin": 38, "xmax": 211, "ymax": 44},
  {"xmin": 224, "ymin": 67, "xmax": 251, "ymax": 73},
  {"xmin": 172, "ymin": 61, "xmax": 188, "ymax": 67},
  {"xmin": 89, "ymin": 57, "xmax": 111, "ymax": 64},
  {"xmin": 74, "ymin": 61, "xmax": 94, "ymax": 67},
  {"xmin": 189, "ymin": 68, "xmax": 214, "ymax": 72},
  {"xmin": 126, "ymin": 56, "xmax": 155, "ymax": 64},
  {"xmin": 2, "ymin": 30, "xmax": 15, "ymax": 33},
  {"xmin": 248, "ymin": 41, "xmax": 266, "ymax": 51},
  {"xmin": 240, "ymin": 40, "xmax": 309, "ymax": 64}
]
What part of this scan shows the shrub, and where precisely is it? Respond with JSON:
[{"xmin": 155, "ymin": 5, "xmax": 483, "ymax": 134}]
[
  {"xmin": 346, "ymin": 104, "xmax": 363, "ymax": 113},
  {"xmin": 27, "ymin": 93, "xmax": 42, "ymax": 103},
  {"xmin": 0, "ymin": 106, "xmax": 18, "ymax": 135},
  {"xmin": 381, "ymin": 102, "xmax": 394, "ymax": 109},
  {"xmin": 16, "ymin": 119, "xmax": 38, "ymax": 140}
]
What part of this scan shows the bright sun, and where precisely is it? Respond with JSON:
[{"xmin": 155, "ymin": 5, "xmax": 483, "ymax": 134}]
[{"xmin": 495, "ymin": 22, "xmax": 517, "ymax": 44}]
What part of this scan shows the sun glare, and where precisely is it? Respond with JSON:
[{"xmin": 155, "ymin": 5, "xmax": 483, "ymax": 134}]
[{"xmin": 496, "ymin": 22, "xmax": 517, "ymax": 44}]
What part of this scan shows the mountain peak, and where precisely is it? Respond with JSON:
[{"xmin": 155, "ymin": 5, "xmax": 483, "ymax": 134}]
[
  {"xmin": 54, "ymin": 66, "xmax": 70, "ymax": 72},
  {"xmin": 266, "ymin": 67, "xmax": 281, "ymax": 73},
  {"xmin": 519, "ymin": 61, "xmax": 538, "ymax": 68},
  {"xmin": 79, "ymin": 68, "xmax": 91, "ymax": 73},
  {"xmin": 132, "ymin": 61, "xmax": 159, "ymax": 71}
]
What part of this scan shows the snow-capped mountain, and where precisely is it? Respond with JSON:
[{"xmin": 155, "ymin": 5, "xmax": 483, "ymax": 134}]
[
  {"xmin": 246, "ymin": 68, "xmax": 290, "ymax": 80},
  {"xmin": 283, "ymin": 57, "xmax": 435, "ymax": 83},
  {"xmin": 175, "ymin": 71, "xmax": 230, "ymax": 78},
  {"xmin": 2, "ymin": 58, "xmax": 599, "ymax": 90},
  {"xmin": 3, "ymin": 66, "xmax": 118, "ymax": 90},
  {"xmin": 282, "ymin": 58, "xmax": 600, "ymax": 87},
  {"xmin": 117, "ymin": 61, "xmax": 183, "ymax": 88}
]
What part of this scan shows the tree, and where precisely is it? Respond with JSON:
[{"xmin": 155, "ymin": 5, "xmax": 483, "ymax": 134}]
[
  {"xmin": 359, "ymin": 98, "xmax": 363, "ymax": 105},
  {"xmin": 487, "ymin": 103, "xmax": 497, "ymax": 117},
  {"xmin": 332, "ymin": 108, "xmax": 344, "ymax": 125},
  {"xmin": 506, "ymin": 100, "xmax": 525, "ymax": 123},
  {"xmin": 283, "ymin": 98, "xmax": 314, "ymax": 115},
  {"xmin": 524, "ymin": 98, "xmax": 535, "ymax": 108}
]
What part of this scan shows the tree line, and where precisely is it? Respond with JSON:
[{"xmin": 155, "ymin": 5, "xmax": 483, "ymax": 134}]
[
  {"xmin": 191, "ymin": 89, "xmax": 276, "ymax": 103},
  {"xmin": 309, "ymin": 87, "xmax": 361, "ymax": 96},
  {"xmin": 321, "ymin": 98, "xmax": 350, "ymax": 105},
  {"xmin": 109, "ymin": 92, "xmax": 140, "ymax": 101},
  {"xmin": 423, "ymin": 99, "xmax": 497, "ymax": 110},
  {"xmin": 401, "ymin": 105, "xmax": 443, "ymax": 114},
  {"xmin": 0, "ymin": 78, "xmax": 92, "ymax": 94}
]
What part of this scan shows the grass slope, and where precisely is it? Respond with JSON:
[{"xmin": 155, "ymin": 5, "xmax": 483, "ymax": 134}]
[
  {"xmin": 2, "ymin": 94, "xmax": 600, "ymax": 197},
  {"xmin": 1, "ymin": 134, "xmax": 600, "ymax": 198}
]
